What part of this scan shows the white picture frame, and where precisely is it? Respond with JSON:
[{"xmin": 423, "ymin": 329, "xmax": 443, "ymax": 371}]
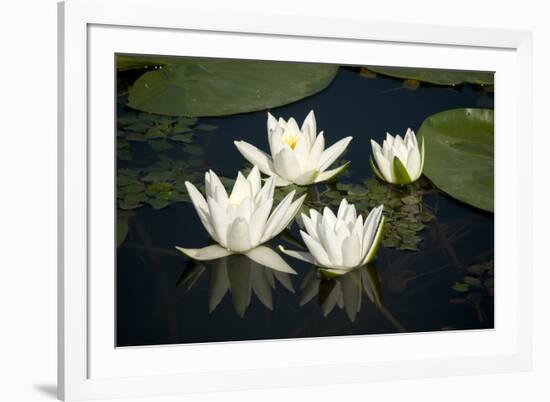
[{"xmin": 58, "ymin": 0, "xmax": 533, "ymax": 400}]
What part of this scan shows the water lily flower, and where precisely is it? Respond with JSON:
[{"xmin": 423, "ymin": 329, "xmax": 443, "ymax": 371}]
[
  {"xmin": 279, "ymin": 199, "xmax": 385, "ymax": 275},
  {"xmin": 176, "ymin": 166, "xmax": 306, "ymax": 274},
  {"xmin": 234, "ymin": 111, "xmax": 352, "ymax": 187},
  {"xmin": 370, "ymin": 128, "xmax": 425, "ymax": 184}
]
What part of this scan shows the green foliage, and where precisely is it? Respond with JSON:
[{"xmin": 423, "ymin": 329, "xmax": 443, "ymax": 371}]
[
  {"xmin": 126, "ymin": 58, "xmax": 338, "ymax": 116},
  {"xmin": 418, "ymin": 108, "xmax": 494, "ymax": 212},
  {"xmin": 365, "ymin": 66, "xmax": 494, "ymax": 86}
]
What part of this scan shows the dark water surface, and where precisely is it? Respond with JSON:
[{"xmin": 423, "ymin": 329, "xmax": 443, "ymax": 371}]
[{"xmin": 116, "ymin": 67, "xmax": 494, "ymax": 347}]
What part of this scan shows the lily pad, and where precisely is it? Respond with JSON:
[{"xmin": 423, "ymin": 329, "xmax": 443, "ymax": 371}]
[
  {"xmin": 418, "ymin": 108, "xmax": 493, "ymax": 212},
  {"xmin": 127, "ymin": 59, "xmax": 338, "ymax": 117},
  {"xmin": 367, "ymin": 66, "xmax": 494, "ymax": 86},
  {"xmin": 116, "ymin": 55, "xmax": 174, "ymax": 71}
]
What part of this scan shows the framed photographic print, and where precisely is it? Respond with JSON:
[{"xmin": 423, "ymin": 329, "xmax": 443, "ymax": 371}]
[{"xmin": 58, "ymin": 0, "xmax": 533, "ymax": 400}]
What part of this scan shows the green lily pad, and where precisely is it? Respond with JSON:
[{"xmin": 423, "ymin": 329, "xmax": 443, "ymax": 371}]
[
  {"xmin": 418, "ymin": 108, "xmax": 493, "ymax": 212},
  {"xmin": 367, "ymin": 66, "xmax": 494, "ymax": 86},
  {"xmin": 127, "ymin": 59, "xmax": 338, "ymax": 117},
  {"xmin": 116, "ymin": 55, "xmax": 174, "ymax": 71}
]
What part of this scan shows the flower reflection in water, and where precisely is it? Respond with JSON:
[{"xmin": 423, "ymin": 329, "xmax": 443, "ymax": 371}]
[
  {"xmin": 177, "ymin": 252, "xmax": 294, "ymax": 318},
  {"xmin": 300, "ymin": 265, "xmax": 382, "ymax": 322}
]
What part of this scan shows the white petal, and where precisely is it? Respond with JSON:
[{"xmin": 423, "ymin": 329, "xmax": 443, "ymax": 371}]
[
  {"xmin": 362, "ymin": 205, "xmax": 384, "ymax": 257},
  {"xmin": 175, "ymin": 244, "xmax": 233, "ymax": 261},
  {"xmin": 351, "ymin": 215, "xmax": 364, "ymax": 243},
  {"xmin": 228, "ymin": 171, "xmax": 250, "ymax": 204},
  {"xmin": 255, "ymin": 176, "xmax": 275, "ymax": 206},
  {"xmin": 301, "ymin": 213, "xmax": 320, "ymax": 241},
  {"xmin": 269, "ymin": 130, "xmax": 284, "ymax": 156},
  {"xmin": 292, "ymin": 169, "xmax": 318, "ymax": 186},
  {"xmin": 205, "ymin": 170, "xmax": 228, "ymax": 209},
  {"xmin": 226, "ymin": 217, "xmax": 252, "ymax": 252},
  {"xmin": 370, "ymin": 139, "xmax": 383, "ymax": 156},
  {"xmin": 267, "ymin": 112, "xmax": 278, "ymax": 132},
  {"xmin": 322, "ymin": 206, "xmax": 338, "ymax": 230},
  {"xmin": 313, "ymin": 161, "xmax": 350, "ymax": 183},
  {"xmin": 293, "ymin": 134, "xmax": 310, "ymax": 169},
  {"xmin": 249, "ymin": 200, "xmax": 272, "ymax": 247},
  {"xmin": 273, "ymin": 148, "xmax": 301, "ymax": 182},
  {"xmin": 342, "ymin": 234, "xmax": 361, "ymax": 268},
  {"xmin": 383, "ymin": 133, "xmax": 395, "ymax": 153},
  {"xmin": 263, "ymin": 194, "xmax": 306, "ymax": 242},
  {"xmin": 319, "ymin": 136, "xmax": 352, "ymax": 172},
  {"xmin": 246, "ymin": 165, "xmax": 262, "ymax": 196},
  {"xmin": 309, "ymin": 209, "xmax": 322, "ymax": 227},
  {"xmin": 261, "ymin": 191, "xmax": 295, "ymax": 242},
  {"xmin": 301, "ymin": 110, "xmax": 317, "ymax": 145},
  {"xmin": 372, "ymin": 145, "xmax": 392, "ymax": 182},
  {"xmin": 404, "ymin": 128, "xmax": 417, "ymax": 148},
  {"xmin": 274, "ymin": 176, "xmax": 292, "ymax": 187},
  {"xmin": 343, "ymin": 204, "xmax": 357, "ymax": 223},
  {"xmin": 406, "ymin": 145, "xmax": 421, "ymax": 180},
  {"xmin": 207, "ymin": 196, "xmax": 229, "ymax": 246},
  {"xmin": 234, "ymin": 141, "xmax": 276, "ymax": 176},
  {"xmin": 278, "ymin": 245, "xmax": 316, "ymax": 264},
  {"xmin": 227, "ymin": 196, "xmax": 252, "ymax": 223},
  {"xmin": 318, "ymin": 221, "xmax": 343, "ymax": 266},
  {"xmin": 362, "ymin": 215, "xmax": 385, "ymax": 265},
  {"xmin": 335, "ymin": 222, "xmax": 351, "ymax": 241},
  {"xmin": 337, "ymin": 198, "xmax": 349, "ymax": 220},
  {"xmin": 300, "ymin": 231, "xmax": 332, "ymax": 268},
  {"xmin": 306, "ymin": 131, "xmax": 325, "ymax": 172},
  {"xmin": 420, "ymin": 136, "xmax": 426, "ymax": 174},
  {"xmin": 245, "ymin": 246, "xmax": 297, "ymax": 274},
  {"xmin": 184, "ymin": 182, "xmax": 215, "ymax": 238},
  {"xmin": 285, "ymin": 117, "xmax": 301, "ymax": 137}
]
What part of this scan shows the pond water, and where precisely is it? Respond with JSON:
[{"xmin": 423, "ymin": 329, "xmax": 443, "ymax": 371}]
[{"xmin": 116, "ymin": 66, "xmax": 494, "ymax": 347}]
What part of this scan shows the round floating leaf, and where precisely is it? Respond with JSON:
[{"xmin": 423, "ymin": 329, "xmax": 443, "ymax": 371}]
[
  {"xmin": 127, "ymin": 59, "xmax": 338, "ymax": 116},
  {"xmin": 117, "ymin": 55, "xmax": 175, "ymax": 71},
  {"xmin": 418, "ymin": 108, "xmax": 493, "ymax": 212},
  {"xmin": 367, "ymin": 66, "xmax": 494, "ymax": 86}
]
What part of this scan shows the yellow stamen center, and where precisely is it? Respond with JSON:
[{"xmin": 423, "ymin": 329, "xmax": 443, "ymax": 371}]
[{"xmin": 281, "ymin": 134, "xmax": 298, "ymax": 150}]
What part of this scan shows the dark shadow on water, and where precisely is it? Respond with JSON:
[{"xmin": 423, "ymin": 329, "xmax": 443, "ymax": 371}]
[{"xmin": 34, "ymin": 384, "xmax": 57, "ymax": 399}]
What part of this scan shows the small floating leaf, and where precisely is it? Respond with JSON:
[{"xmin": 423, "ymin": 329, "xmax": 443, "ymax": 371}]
[
  {"xmin": 170, "ymin": 133, "xmax": 194, "ymax": 143},
  {"xmin": 452, "ymin": 282, "xmax": 470, "ymax": 292},
  {"xmin": 148, "ymin": 140, "xmax": 173, "ymax": 152}
]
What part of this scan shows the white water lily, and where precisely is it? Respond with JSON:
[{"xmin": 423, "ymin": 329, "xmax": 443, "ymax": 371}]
[
  {"xmin": 176, "ymin": 166, "xmax": 306, "ymax": 274},
  {"xmin": 279, "ymin": 199, "xmax": 385, "ymax": 275},
  {"xmin": 370, "ymin": 128, "xmax": 425, "ymax": 184},
  {"xmin": 234, "ymin": 111, "xmax": 352, "ymax": 187}
]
